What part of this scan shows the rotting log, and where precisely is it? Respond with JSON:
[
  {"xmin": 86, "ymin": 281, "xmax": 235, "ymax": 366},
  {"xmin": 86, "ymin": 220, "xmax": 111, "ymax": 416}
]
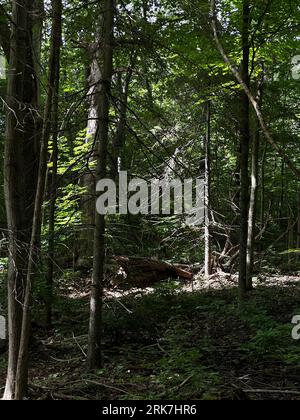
[{"xmin": 107, "ymin": 256, "xmax": 194, "ymax": 288}]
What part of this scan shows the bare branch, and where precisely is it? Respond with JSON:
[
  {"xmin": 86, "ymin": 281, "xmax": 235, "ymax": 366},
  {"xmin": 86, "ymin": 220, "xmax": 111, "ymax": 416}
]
[{"xmin": 210, "ymin": 0, "xmax": 300, "ymax": 180}]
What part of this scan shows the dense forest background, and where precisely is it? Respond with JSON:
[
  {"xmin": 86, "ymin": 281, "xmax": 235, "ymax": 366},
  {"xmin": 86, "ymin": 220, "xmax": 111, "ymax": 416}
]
[{"xmin": 0, "ymin": 0, "xmax": 299, "ymax": 401}]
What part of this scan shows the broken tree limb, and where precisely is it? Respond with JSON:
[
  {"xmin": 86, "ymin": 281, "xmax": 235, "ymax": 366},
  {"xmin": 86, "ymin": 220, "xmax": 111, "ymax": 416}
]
[{"xmin": 210, "ymin": 0, "xmax": 300, "ymax": 180}]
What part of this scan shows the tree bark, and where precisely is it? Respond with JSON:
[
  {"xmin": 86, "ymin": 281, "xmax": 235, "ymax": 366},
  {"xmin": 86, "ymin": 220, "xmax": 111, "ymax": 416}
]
[
  {"xmin": 3, "ymin": 0, "xmax": 42, "ymax": 400},
  {"xmin": 246, "ymin": 119, "xmax": 259, "ymax": 288},
  {"xmin": 260, "ymin": 141, "xmax": 267, "ymax": 227},
  {"xmin": 110, "ymin": 256, "xmax": 193, "ymax": 288},
  {"xmin": 297, "ymin": 191, "xmax": 300, "ymax": 249},
  {"xmin": 204, "ymin": 101, "xmax": 212, "ymax": 277},
  {"xmin": 78, "ymin": 55, "xmax": 102, "ymax": 265},
  {"xmin": 13, "ymin": 0, "xmax": 62, "ymax": 400},
  {"xmin": 246, "ymin": 83, "xmax": 263, "ymax": 287},
  {"xmin": 111, "ymin": 67, "xmax": 133, "ymax": 178},
  {"xmin": 45, "ymin": 5, "xmax": 62, "ymax": 327},
  {"xmin": 87, "ymin": 0, "xmax": 115, "ymax": 371},
  {"xmin": 238, "ymin": 0, "xmax": 251, "ymax": 295}
]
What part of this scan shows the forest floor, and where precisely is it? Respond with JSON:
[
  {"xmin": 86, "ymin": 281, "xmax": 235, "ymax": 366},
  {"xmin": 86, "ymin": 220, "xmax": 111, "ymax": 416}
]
[{"xmin": 1, "ymin": 273, "xmax": 300, "ymax": 400}]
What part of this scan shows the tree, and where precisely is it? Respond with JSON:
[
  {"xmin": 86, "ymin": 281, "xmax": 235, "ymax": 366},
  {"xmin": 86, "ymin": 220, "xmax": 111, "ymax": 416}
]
[
  {"xmin": 238, "ymin": 0, "xmax": 251, "ymax": 294},
  {"xmin": 204, "ymin": 101, "xmax": 212, "ymax": 276},
  {"xmin": 3, "ymin": 0, "xmax": 43, "ymax": 400},
  {"xmin": 45, "ymin": 19, "xmax": 62, "ymax": 325},
  {"xmin": 246, "ymin": 81, "xmax": 263, "ymax": 285},
  {"xmin": 14, "ymin": 0, "xmax": 62, "ymax": 399},
  {"xmin": 87, "ymin": 0, "xmax": 115, "ymax": 371}
]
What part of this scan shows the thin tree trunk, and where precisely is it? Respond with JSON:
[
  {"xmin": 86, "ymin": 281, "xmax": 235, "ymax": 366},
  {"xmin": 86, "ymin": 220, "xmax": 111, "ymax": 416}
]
[
  {"xmin": 246, "ymin": 119, "xmax": 259, "ymax": 288},
  {"xmin": 238, "ymin": 0, "xmax": 251, "ymax": 295},
  {"xmin": 204, "ymin": 101, "xmax": 212, "ymax": 277},
  {"xmin": 246, "ymin": 81, "xmax": 263, "ymax": 288},
  {"xmin": 78, "ymin": 56, "xmax": 102, "ymax": 266},
  {"xmin": 14, "ymin": 0, "xmax": 62, "ymax": 399},
  {"xmin": 260, "ymin": 141, "xmax": 267, "ymax": 227},
  {"xmin": 46, "ymin": 17, "xmax": 62, "ymax": 327},
  {"xmin": 3, "ymin": 1, "xmax": 28, "ymax": 396},
  {"xmin": 111, "ymin": 66, "xmax": 133, "ymax": 178},
  {"xmin": 279, "ymin": 161, "xmax": 285, "ymax": 223},
  {"xmin": 288, "ymin": 213, "xmax": 294, "ymax": 268},
  {"xmin": 3, "ymin": 0, "xmax": 42, "ymax": 400},
  {"xmin": 87, "ymin": 0, "xmax": 114, "ymax": 371},
  {"xmin": 297, "ymin": 191, "xmax": 300, "ymax": 249}
]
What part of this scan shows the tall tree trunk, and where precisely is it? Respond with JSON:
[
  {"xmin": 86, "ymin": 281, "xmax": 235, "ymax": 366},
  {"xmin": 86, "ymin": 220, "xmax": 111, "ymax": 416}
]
[
  {"xmin": 46, "ymin": 11, "xmax": 62, "ymax": 326},
  {"xmin": 13, "ymin": 0, "xmax": 62, "ymax": 399},
  {"xmin": 288, "ymin": 213, "xmax": 294, "ymax": 268},
  {"xmin": 3, "ymin": 0, "xmax": 42, "ymax": 400},
  {"xmin": 204, "ymin": 101, "xmax": 212, "ymax": 277},
  {"xmin": 297, "ymin": 190, "xmax": 300, "ymax": 262},
  {"xmin": 246, "ymin": 83, "xmax": 263, "ymax": 287},
  {"xmin": 246, "ymin": 120, "xmax": 259, "ymax": 288},
  {"xmin": 87, "ymin": 0, "xmax": 114, "ymax": 371},
  {"xmin": 239, "ymin": 0, "xmax": 251, "ymax": 295},
  {"xmin": 279, "ymin": 161, "xmax": 285, "ymax": 224},
  {"xmin": 260, "ymin": 141, "xmax": 267, "ymax": 227},
  {"xmin": 78, "ymin": 56, "xmax": 102, "ymax": 266}
]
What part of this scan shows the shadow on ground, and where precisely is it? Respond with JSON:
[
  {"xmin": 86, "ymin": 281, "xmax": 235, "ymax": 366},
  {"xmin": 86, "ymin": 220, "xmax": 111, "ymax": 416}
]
[{"xmin": 1, "ymin": 276, "xmax": 300, "ymax": 400}]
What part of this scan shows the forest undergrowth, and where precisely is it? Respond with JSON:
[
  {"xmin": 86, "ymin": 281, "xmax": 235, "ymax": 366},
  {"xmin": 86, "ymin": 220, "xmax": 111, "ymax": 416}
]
[{"xmin": 1, "ymin": 273, "xmax": 299, "ymax": 401}]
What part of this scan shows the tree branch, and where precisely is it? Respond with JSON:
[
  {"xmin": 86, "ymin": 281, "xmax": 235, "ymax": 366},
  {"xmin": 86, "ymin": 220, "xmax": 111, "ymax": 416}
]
[{"xmin": 210, "ymin": 0, "xmax": 300, "ymax": 180}]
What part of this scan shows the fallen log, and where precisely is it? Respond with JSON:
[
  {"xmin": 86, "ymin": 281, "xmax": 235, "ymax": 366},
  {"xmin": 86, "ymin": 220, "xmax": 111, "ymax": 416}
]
[{"xmin": 107, "ymin": 256, "xmax": 194, "ymax": 288}]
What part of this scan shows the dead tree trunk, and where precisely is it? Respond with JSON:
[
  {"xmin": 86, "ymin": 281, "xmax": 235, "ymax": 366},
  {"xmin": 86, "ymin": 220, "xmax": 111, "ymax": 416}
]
[
  {"xmin": 87, "ymin": 0, "xmax": 115, "ymax": 372},
  {"xmin": 110, "ymin": 256, "xmax": 193, "ymax": 288}
]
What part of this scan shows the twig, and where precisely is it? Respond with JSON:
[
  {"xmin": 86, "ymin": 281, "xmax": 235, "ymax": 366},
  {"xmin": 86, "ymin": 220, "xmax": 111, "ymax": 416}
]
[
  {"xmin": 50, "ymin": 356, "xmax": 82, "ymax": 363},
  {"xmin": 73, "ymin": 332, "xmax": 88, "ymax": 358},
  {"xmin": 84, "ymin": 380, "xmax": 131, "ymax": 395},
  {"xmin": 177, "ymin": 374, "xmax": 195, "ymax": 390},
  {"xmin": 50, "ymin": 393, "xmax": 89, "ymax": 400},
  {"xmin": 243, "ymin": 389, "xmax": 300, "ymax": 395}
]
